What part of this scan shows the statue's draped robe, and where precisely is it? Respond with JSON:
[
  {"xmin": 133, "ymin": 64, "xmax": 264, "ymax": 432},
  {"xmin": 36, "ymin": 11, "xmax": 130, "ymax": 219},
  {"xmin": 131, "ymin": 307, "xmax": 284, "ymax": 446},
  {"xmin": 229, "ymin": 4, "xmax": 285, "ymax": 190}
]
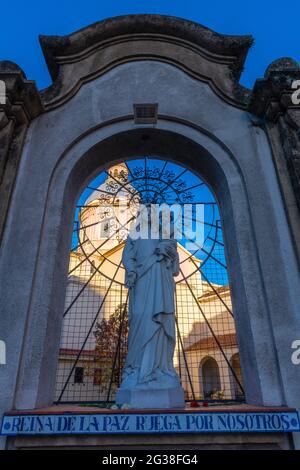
[{"xmin": 120, "ymin": 237, "xmax": 180, "ymax": 388}]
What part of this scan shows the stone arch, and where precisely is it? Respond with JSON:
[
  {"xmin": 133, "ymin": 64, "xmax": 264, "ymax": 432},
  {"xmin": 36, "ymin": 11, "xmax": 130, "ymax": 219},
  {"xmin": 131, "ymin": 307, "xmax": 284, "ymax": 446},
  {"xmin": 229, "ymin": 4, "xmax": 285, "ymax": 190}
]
[{"xmin": 6, "ymin": 120, "xmax": 282, "ymax": 411}]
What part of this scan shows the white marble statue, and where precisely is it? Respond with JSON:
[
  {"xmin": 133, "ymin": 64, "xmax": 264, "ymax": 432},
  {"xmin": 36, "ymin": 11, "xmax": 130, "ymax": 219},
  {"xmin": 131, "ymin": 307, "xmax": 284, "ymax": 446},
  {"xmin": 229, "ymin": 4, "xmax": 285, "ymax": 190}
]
[{"xmin": 116, "ymin": 207, "xmax": 185, "ymax": 408}]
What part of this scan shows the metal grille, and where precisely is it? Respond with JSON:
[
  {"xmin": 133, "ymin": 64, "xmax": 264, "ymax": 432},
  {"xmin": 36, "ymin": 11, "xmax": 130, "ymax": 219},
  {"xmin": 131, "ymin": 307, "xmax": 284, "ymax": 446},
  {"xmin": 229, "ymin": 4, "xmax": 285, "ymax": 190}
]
[
  {"xmin": 133, "ymin": 103, "xmax": 158, "ymax": 124},
  {"xmin": 54, "ymin": 158, "xmax": 245, "ymax": 404}
]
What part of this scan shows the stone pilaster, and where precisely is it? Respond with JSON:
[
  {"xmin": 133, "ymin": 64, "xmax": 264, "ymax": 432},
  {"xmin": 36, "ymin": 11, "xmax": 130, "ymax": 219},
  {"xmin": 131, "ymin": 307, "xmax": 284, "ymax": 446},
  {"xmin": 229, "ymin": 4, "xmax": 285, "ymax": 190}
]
[
  {"xmin": 0, "ymin": 61, "xmax": 43, "ymax": 243},
  {"xmin": 249, "ymin": 58, "xmax": 300, "ymax": 264}
]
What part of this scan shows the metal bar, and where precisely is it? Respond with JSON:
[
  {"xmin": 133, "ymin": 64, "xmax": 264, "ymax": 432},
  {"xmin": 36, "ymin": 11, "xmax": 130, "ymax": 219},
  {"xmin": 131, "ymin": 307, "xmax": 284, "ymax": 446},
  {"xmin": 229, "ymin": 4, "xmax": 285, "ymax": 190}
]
[
  {"xmin": 144, "ymin": 156, "xmax": 149, "ymax": 202},
  {"xmin": 175, "ymin": 289, "xmax": 182, "ymax": 380},
  {"xmin": 126, "ymin": 162, "xmax": 135, "ymax": 181},
  {"xmin": 201, "ymin": 246, "xmax": 227, "ymax": 269},
  {"xmin": 177, "ymin": 181, "xmax": 204, "ymax": 193},
  {"xmin": 176, "ymin": 223, "xmax": 227, "ymax": 270},
  {"xmin": 69, "ymin": 213, "xmax": 135, "ymax": 274},
  {"xmin": 86, "ymin": 185, "xmax": 116, "ymax": 196},
  {"xmin": 155, "ymin": 167, "xmax": 188, "ymax": 198},
  {"xmin": 179, "ymin": 266, "xmax": 245, "ymax": 395},
  {"xmin": 208, "ymin": 235, "xmax": 224, "ymax": 246},
  {"xmin": 73, "ymin": 219, "xmax": 103, "ymax": 232},
  {"xmin": 177, "ymin": 219, "xmax": 227, "ymax": 269},
  {"xmin": 180, "ymin": 228, "xmax": 232, "ymax": 316},
  {"xmin": 63, "ymin": 257, "xmax": 105, "ymax": 317},
  {"xmin": 106, "ymin": 291, "xmax": 129, "ymax": 402},
  {"xmin": 159, "ymin": 160, "xmax": 168, "ymax": 178},
  {"xmin": 117, "ymin": 284, "xmax": 123, "ymax": 386},
  {"xmin": 199, "ymin": 267, "xmax": 233, "ymax": 317},
  {"xmin": 104, "ymin": 170, "xmax": 136, "ymax": 197},
  {"xmin": 66, "ymin": 213, "xmax": 135, "ymax": 315},
  {"xmin": 57, "ymin": 258, "xmax": 124, "ymax": 403},
  {"xmin": 71, "ymin": 238, "xmax": 89, "ymax": 252},
  {"xmin": 182, "ymin": 213, "xmax": 221, "ymax": 231},
  {"xmin": 175, "ymin": 315, "xmax": 196, "ymax": 401}
]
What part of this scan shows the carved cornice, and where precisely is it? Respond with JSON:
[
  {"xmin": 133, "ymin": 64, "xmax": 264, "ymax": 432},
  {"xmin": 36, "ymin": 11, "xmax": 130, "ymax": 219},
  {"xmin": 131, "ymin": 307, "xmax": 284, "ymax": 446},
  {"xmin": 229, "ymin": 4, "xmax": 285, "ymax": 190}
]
[
  {"xmin": 249, "ymin": 58, "xmax": 300, "ymax": 121},
  {"xmin": 39, "ymin": 14, "xmax": 253, "ymax": 110},
  {"xmin": 0, "ymin": 61, "xmax": 43, "ymax": 125}
]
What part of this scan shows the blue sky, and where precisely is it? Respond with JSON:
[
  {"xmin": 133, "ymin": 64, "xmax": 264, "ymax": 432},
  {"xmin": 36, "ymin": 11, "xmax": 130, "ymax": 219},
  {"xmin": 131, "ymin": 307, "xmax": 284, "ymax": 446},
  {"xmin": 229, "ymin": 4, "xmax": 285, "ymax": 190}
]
[
  {"xmin": 73, "ymin": 159, "xmax": 228, "ymax": 284},
  {"xmin": 0, "ymin": 0, "xmax": 299, "ymax": 90}
]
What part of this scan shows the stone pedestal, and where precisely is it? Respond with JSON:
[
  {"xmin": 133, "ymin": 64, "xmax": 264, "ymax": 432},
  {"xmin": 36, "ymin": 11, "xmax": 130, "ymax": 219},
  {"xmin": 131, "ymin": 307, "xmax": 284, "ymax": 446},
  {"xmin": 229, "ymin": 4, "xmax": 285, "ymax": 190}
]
[{"xmin": 115, "ymin": 387, "xmax": 185, "ymax": 409}]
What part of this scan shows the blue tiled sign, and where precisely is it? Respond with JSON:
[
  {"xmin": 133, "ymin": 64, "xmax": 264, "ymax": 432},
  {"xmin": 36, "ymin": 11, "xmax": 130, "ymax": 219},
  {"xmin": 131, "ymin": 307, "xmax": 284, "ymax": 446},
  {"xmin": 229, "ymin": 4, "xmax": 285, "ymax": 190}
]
[{"xmin": 1, "ymin": 411, "xmax": 300, "ymax": 436}]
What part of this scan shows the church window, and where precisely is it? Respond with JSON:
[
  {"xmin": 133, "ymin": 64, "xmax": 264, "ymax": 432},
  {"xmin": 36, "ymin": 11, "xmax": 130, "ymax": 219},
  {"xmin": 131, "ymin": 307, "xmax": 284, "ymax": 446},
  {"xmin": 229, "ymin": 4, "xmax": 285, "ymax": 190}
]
[{"xmin": 74, "ymin": 367, "xmax": 84, "ymax": 384}]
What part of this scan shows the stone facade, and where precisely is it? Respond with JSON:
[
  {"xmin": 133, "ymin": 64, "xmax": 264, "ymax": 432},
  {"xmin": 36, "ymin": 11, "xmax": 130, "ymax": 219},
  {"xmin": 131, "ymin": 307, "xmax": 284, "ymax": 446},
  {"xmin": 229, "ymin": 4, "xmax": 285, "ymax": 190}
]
[{"xmin": 0, "ymin": 15, "xmax": 300, "ymax": 449}]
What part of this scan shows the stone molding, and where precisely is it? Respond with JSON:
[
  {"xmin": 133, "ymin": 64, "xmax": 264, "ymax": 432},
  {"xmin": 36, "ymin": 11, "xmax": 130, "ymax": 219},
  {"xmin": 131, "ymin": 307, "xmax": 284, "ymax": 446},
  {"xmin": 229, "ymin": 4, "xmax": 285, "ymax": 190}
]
[{"xmin": 38, "ymin": 15, "xmax": 253, "ymax": 110}]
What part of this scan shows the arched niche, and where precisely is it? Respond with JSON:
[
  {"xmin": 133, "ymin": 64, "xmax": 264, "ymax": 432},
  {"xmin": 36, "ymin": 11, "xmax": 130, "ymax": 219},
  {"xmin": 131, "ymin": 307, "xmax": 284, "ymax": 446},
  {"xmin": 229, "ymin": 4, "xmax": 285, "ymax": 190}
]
[
  {"xmin": 200, "ymin": 357, "xmax": 221, "ymax": 399},
  {"xmin": 9, "ymin": 122, "xmax": 285, "ymax": 411}
]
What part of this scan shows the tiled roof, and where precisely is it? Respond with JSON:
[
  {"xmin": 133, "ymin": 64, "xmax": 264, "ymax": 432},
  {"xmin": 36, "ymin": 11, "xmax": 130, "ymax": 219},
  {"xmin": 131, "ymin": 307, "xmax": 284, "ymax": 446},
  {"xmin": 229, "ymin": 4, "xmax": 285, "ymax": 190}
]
[{"xmin": 185, "ymin": 333, "xmax": 237, "ymax": 352}]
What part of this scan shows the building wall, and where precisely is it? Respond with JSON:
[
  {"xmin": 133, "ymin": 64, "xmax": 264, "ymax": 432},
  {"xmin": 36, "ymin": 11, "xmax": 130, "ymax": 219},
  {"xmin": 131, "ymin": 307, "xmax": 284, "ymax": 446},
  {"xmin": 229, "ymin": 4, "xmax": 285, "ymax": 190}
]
[{"xmin": 1, "ymin": 58, "xmax": 300, "ymax": 447}]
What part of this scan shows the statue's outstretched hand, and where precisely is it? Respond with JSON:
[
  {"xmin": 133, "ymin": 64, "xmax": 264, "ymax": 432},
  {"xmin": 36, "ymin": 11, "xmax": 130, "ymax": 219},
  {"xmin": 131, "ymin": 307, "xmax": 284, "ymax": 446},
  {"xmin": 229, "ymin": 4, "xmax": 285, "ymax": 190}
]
[{"xmin": 126, "ymin": 271, "xmax": 137, "ymax": 288}]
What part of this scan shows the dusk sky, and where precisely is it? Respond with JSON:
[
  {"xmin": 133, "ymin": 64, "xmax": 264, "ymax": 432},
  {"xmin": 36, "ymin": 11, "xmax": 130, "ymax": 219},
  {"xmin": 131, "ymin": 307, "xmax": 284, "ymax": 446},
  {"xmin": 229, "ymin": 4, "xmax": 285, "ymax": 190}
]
[{"xmin": 1, "ymin": 0, "xmax": 299, "ymax": 90}]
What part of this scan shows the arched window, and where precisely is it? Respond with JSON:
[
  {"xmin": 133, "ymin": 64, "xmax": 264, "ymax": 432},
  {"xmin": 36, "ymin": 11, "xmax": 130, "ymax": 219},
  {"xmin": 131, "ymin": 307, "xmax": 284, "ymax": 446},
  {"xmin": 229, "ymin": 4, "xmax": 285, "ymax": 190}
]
[
  {"xmin": 54, "ymin": 158, "xmax": 245, "ymax": 404},
  {"xmin": 201, "ymin": 357, "xmax": 221, "ymax": 399}
]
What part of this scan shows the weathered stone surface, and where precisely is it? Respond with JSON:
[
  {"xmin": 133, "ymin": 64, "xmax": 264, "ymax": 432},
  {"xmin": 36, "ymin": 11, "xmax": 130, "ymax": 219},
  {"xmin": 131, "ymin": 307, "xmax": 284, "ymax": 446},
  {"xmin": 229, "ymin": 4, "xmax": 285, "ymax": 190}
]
[
  {"xmin": 249, "ymin": 57, "xmax": 300, "ymax": 263},
  {"xmin": 116, "ymin": 387, "xmax": 185, "ymax": 409},
  {"xmin": 0, "ymin": 61, "xmax": 43, "ymax": 242},
  {"xmin": 1, "ymin": 15, "xmax": 300, "ymax": 452},
  {"xmin": 0, "ymin": 14, "xmax": 255, "ymax": 246},
  {"xmin": 249, "ymin": 57, "xmax": 300, "ymax": 121},
  {"xmin": 39, "ymin": 14, "xmax": 253, "ymax": 109},
  {"xmin": 40, "ymin": 14, "xmax": 253, "ymax": 80},
  {"xmin": 10, "ymin": 431, "xmax": 292, "ymax": 450},
  {"xmin": 1, "ymin": 65, "xmax": 299, "ymax": 424}
]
